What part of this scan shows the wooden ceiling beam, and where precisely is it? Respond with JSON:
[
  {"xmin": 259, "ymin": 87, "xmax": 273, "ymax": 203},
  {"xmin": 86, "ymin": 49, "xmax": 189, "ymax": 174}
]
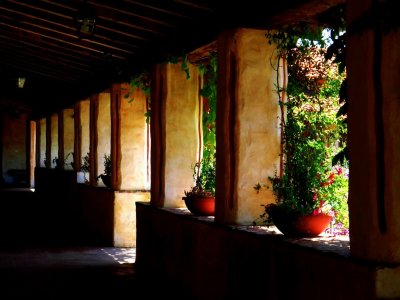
[
  {"xmin": 0, "ymin": 16, "xmax": 134, "ymax": 58},
  {"xmin": 172, "ymin": 0, "xmax": 214, "ymax": 12},
  {"xmin": 0, "ymin": 20, "xmax": 129, "ymax": 61},
  {"xmin": 0, "ymin": 59, "xmax": 82, "ymax": 83},
  {"xmin": 0, "ymin": 3, "xmax": 145, "ymax": 49},
  {"xmin": 0, "ymin": 55, "xmax": 88, "ymax": 82},
  {"xmin": 0, "ymin": 42, "xmax": 94, "ymax": 74},
  {"xmin": 0, "ymin": 28, "xmax": 124, "ymax": 68},
  {"xmin": 122, "ymin": 0, "xmax": 195, "ymax": 19},
  {"xmin": 88, "ymin": 0, "xmax": 176, "ymax": 27}
]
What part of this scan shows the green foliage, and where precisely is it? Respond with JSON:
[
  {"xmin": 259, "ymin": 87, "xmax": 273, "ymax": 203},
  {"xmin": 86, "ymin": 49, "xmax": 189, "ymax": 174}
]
[
  {"xmin": 123, "ymin": 71, "xmax": 151, "ymax": 102},
  {"xmin": 180, "ymin": 54, "xmax": 190, "ymax": 79},
  {"xmin": 184, "ymin": 154, "xmax": 216, "ymax": 198},
  {"xmin": 96, "ymin": 153, "xmax": 111, "ymax": 182},
  {"xmin": 123, "ymin": 70, "xmax": 151, "ymax": 124},
  {"xmin": 81, "ymin": 152, "xmax": 90, "ymax": 173},
  {"xmin": 165, "ymin": 53, "xmax": 190, "ymax": 79},
  {"xmin": 52, "ymin": 152, "xmax": 74, "ymax": 169},
  {"xmin": 268, "ymin": 100, "xmax": 348, "ymax": 222},
  {"xmin": 198, "ymin": 52, "xmax": 217, "ymax": 158},
  {"xmin": 184, "ymin": 52, "xmax": 217, "ymax": 199},
  {"xmin": 258, "ymin": 20, "xmax": 349, "ymax": 232},
  {"xmin": 103, "ymin": 153, "xmax": 111, "ymax": 176}
]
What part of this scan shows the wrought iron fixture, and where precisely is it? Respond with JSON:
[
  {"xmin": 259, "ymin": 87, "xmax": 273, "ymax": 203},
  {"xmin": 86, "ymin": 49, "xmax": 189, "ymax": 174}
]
[
  {"xmin": 74, "ymin": 0, "xmax": 96, "ymax": 39},
  {"xmin": 17, "ymin": 77, "xmax": 26, "ymax": 89}
]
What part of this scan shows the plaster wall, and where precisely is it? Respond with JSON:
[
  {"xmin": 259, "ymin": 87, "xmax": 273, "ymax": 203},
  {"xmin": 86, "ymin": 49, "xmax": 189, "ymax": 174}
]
[
  {"xmin": 50, "ymin": 114, "xmax": 58, "ymax": 168},
  {"xmin": 63, "ymin": 109, "xmax": 74, "ymax": 170},
  {"xmin": 120, "ymin": 88, "xmax": 149, "ymax": 190},
  {"xmin": 2, "ymin": 113, "xmax": 27, "ymax": 183},
  {"xmin": 39, "ymin": 118, "xmax": 46, "ymax": 167}
]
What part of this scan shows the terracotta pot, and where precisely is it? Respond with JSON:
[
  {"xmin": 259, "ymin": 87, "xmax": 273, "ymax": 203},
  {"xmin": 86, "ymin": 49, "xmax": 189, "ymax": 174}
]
[
  {"xmin": 182, "ymin": 196, "xmax": 215, "ymax": 216},
  {"xmin": 294, "ymin": 213, "xmax": 332, "ymax": 237},
  {"xmin": 271, "ymin": 209, "xmax": 332, "ymax": 237}
]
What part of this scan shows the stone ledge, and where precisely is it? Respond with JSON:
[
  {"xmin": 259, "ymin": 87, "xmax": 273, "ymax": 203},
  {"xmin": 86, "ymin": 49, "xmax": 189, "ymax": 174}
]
[{"xmin": 162, "ymin": 205, "xmax": 350, "ymax": 257}]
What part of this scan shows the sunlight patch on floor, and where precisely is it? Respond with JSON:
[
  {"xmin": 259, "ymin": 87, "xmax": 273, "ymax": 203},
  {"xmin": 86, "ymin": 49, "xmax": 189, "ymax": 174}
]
[{"xmin": 101, "ymin": 247, "xmax": 136, "ymax": 264}]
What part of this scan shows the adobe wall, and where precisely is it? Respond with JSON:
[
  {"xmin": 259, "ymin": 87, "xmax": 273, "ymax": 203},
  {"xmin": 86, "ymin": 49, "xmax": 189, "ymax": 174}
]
[{"xmin": 136, "ymin": 202, "xmax": 399, "ymax": 300}]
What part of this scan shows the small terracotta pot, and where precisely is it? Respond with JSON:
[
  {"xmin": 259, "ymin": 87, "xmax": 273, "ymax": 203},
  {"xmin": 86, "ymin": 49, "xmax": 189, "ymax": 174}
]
[{"xmin": 182, "ymin": 196, "xmax": 215, "ymax": 216}]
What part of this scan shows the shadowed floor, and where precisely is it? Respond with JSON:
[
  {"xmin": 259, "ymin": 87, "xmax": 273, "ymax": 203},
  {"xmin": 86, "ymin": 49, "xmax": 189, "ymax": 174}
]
[
  {"xmin": 0, "ymin": 188, "xmax": 150, "ymax": 299},
  {"xmin": 0, "ymin": 246, "xmax": 139, "ymax": 298}
]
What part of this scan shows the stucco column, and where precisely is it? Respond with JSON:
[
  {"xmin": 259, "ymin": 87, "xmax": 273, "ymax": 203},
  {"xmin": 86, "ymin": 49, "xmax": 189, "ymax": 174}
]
[
  {"xmin": 74, "ymin": 102, "xmax": 82, "ymax": 171},
  {"xmin": 110, "ymin": 83, "xmax": 151, "ymax": 247},
  {"xmin": 57, "ymin": 111, "xmax": 64, "ymax": 169},
  {"xmin": 89, "ymin": 94, "xmax": 99, "ymax": 186},
  {"xmin": 150, "ymin": 63, "xmax": 200, "ymax": 208},
  {"xmin": 216, "ymin": 28, "xmax": 282, "ymax": 225},
  {"xmin": 347, "ymin": 0, "xmax": 400, "ymax": 263},
  {"xmin": 113, "ymin": 83, "xmax": 150, "ymax": 190},
  {"xmin": 62, "ymin": 108, "xmax": 74, "ymax": 170}
]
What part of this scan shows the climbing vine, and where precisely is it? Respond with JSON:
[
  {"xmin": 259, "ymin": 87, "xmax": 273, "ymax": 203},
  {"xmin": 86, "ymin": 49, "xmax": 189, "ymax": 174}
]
[
  {"xmin": 198, "ymin": 52, "xmax": 217, "ymax": 161},
  {"xmin": 122, "ymin": 70, "xmax": 151, "ymax": 124}
]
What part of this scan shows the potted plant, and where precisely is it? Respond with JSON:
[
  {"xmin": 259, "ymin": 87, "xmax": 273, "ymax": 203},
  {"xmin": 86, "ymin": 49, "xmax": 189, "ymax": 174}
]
[
  {"xmin": 254, "ymin": 26, "xmax": 348, "ymax": 237},
  {"xmin": 96, "ymin": 153, "xmax": 111, "ymax": 188},
  {"xmin": 52, "ymin": 152, "xmax": 74, "ymax": 169},
  {"xmin": 255, "ymin": 99, "xmax": 348, "ymax": 237},
  {"xmin": 182, "ymin": 154, "xmax": 216, "ymax": 216},
  {"xmin": 77, "ymin": 152, "xmax": 90, "ymax": 183}
]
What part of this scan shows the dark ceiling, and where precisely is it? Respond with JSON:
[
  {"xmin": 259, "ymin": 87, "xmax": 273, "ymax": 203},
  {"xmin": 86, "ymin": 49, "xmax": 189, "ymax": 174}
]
[{"xmin": 0, "ymin": 0, "xmax": 343, "ymax": 115}]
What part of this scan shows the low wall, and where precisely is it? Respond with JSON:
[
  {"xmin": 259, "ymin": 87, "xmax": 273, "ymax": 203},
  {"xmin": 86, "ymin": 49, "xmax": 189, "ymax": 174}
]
[
  {"xmin": 135, "ymin": 202, "xmax": 400, "ymax": 300},
  {"xmin": 34, "ymin": 168, "xmax": 150, "ymax": 247},
  {"xmin": 78, "ymin": 184, "xmax": 115, "ymax": 245},
  {"xmin": 78, "ymin": 185, "xmax": 150, "ymax": 247}
]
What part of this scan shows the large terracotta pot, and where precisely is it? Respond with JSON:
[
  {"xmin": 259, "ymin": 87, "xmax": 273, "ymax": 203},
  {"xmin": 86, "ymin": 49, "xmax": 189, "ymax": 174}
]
[
  {"xmin": 294, "ymin": 213, "xmax": 332, "ymax": 237},
  {"xmin": 182, "ymin": 196, "xmax": 215, "ymax": 216},
  {"xmin": 270, "ymin": 206, "xmax": 332, "ymax": 237}
]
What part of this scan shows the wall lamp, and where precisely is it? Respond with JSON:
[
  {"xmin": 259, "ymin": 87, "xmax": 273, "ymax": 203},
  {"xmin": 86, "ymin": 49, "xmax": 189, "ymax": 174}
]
[
  {"xmin": 75, "ymin": 1, "xmax": 96, "ymax": 39},
  {"xmin": 17, "ymin": 77, "xmax": 26, "ymax": 89}
]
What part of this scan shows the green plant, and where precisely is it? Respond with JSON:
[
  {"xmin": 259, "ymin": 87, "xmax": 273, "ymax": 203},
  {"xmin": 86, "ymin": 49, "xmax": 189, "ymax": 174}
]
[
  {"xmin": 122, "ymin": 70, "xmax": 151, "ymax": 124},
  {"xmin": 256, "ymin": 21, "xmax": 349, "ymax": 233},
  {"xmin": 96, "ymin": 153, "xmax": 111, "ymax": 182},
  {"xmin": 81, "ymin": 152, "xmax": 90, "ymax": 173},
  {"xmin": 52, "ymin": 152, "xmax": 74, "ymax": 169},
  {"xmin": 79, "ymin": 152, "xmax": 90, "ymax": 183},
  {"xmin": 257, "ymin": 100, "xmax": 348, "ymax": 226},
  {"xmin": 52, "ymin": 156, "xmax": 59, "ymax": 168},
  {"xmin": 184, "ymin": 154, "xmax": 216, "ymax": 199},
  {"xmin": 198, "ymin": 52, "xmax": 217, "ymax": 161}
]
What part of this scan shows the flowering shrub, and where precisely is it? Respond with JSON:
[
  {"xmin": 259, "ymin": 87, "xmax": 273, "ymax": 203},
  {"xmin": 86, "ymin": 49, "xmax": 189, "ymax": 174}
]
[
  {"xmin": 265, "ymin": 99, "xmax": 348, "ymax": 228},
  {"xmin": 256, "ymin": 25, "xmax": 349, "ymax": 235}
]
